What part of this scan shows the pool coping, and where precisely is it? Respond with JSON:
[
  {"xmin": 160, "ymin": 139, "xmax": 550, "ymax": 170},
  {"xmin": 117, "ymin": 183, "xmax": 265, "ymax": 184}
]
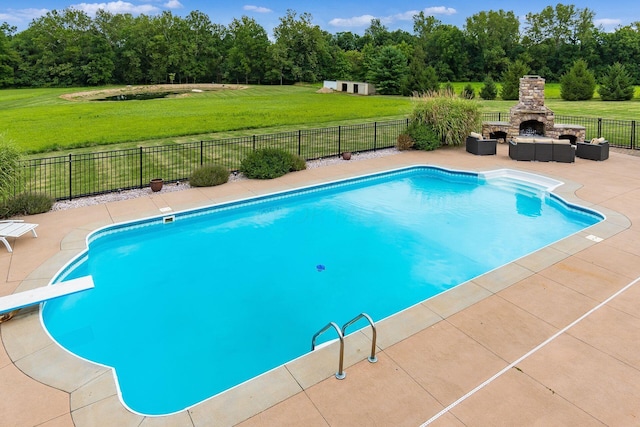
[{"xmin": 1, "ymin": 159, "xmax": 631, "ymax": 426}]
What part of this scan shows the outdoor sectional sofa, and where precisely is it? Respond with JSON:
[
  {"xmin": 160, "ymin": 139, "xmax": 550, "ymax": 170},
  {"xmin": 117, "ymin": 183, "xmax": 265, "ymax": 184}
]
[
  {"xmin": 576, "ymin": 139, "xmax": 609, "ymax": 161},
  {"xmin": 508, "ymin": 137, "xmax": 575, "ymax": 163},
  {"xmin": 466, "ymin": 133, "xmax": 497, "ymax": 155}
]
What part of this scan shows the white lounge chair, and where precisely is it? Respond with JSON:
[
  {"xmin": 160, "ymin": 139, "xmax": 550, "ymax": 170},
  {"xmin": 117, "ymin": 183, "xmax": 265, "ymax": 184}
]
[{"xmin": 0, "ymin": 220, "xmax": 38, "ymax": 253}]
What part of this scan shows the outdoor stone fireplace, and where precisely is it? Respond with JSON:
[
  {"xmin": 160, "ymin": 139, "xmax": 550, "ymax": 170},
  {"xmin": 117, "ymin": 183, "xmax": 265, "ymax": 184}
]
[{"xmin": 482, "ymin": 75, "xmax": 585, "ymax": 143}]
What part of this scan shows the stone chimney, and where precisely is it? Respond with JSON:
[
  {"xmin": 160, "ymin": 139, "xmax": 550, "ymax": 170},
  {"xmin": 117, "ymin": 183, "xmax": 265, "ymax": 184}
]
[{"xmin": 517, "ymin": 75, "xmax": 545, "ymax": 111}]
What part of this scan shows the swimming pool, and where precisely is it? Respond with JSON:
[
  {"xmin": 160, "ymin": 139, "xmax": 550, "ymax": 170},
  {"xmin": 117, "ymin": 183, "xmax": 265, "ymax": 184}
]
[{"xmin": 42, "ymin": 166, "xmax": 602, "ymax": 415}]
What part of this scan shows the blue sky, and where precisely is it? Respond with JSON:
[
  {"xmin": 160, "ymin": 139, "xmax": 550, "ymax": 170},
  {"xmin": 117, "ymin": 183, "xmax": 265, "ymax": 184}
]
[{"xmin": 1, "ymin": 1, "xmax": 638, "ymax": 34}]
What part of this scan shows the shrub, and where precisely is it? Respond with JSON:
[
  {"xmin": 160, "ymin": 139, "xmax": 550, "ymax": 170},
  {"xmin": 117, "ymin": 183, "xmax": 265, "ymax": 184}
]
[
  {"xmin": 560, "ymin": 59, "xmax": 595, "ymax": 101},
  {"xmin": 479, "ymin": 76, "xmax": 498, "ymax": 100},
  {"xmin": 442, "ymin": 82, "xmax": 455, "ymax": 96},
  {"xmin": 598, "ymin": 62, "xmax": 635, "ymax": 101},
  {"xmin": 500, "ymin": 60, "xmax": 529, "ymax": 100},
  {"xmin": 461, "ymin": 83, "xmax": 475, "ymax": 99},
  {"xmin": 0, "ymin": 136, "xmax": 23, "ymax": 202},
  {"xmin": 396, "ymin": 133, "xmax": 414, "ymax": 150},
  {"xmin": 407, "ymin": 121, "xmax": 441, "ymax": 151},
  {"xmin": 189, "ymin": 165, "xmax": 230, "ymax": 187},
  {"xmin": 410, "ymin": 92, "xmax": 481, "ymax": 147},
  {"xmin": 240, "ymin": 148, "xmax": 306, "ymax": 179},
  {"xmin": 0, "ymin": 193, "xmax": 54, "ymax": 219}
]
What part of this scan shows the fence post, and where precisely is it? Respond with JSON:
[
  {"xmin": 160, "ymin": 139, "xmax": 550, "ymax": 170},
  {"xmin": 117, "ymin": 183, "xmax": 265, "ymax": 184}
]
[
  {"xmin": 139, "ymin": 147, "xmax": 143, "ymax": 189},
  {"xmin": 200, "ymin": 141, "xmax": 204, "ymax": 166},
  {"xmin": 498, "ymin": 112, "xmax": 502, "ymax": 121},
  {"xmin": 374, "ymin": 122, "xmax": 377, "ymax": 151},
  {"xmin": 338, "ymin": 126, "xmax": 341, "ymax": 156},
  {"xmin": 298, "ymin": 130, "xmax": 302, "ymax": 156},
  {"xmin": 253, "ymin": 135, "xmax": 256, "ymax": 151},
  {"xmin": 632, "ymin": 121, "xmax": 636, "ymax": 150},
  {"xmin": 68, "ymin": 154, "xmax": 72, "ymax": 201},
  {"xmin": 597, "ymin": 118, "xmax": 602, "ymax": 138}
]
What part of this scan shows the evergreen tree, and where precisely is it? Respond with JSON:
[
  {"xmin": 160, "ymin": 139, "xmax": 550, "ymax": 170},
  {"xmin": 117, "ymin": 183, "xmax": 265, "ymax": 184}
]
[
  {"xmin": 598, "ymin": 62, "xmax": 635, "ymax": 101},
  {"xmin": 560, "ymin": 59, "xmax": 595, "ymax": 101},
  {"xmin": 366, "ymin": 45, "xmax": 408, "ymax": 95},
  {"xmin": 479, "ymin": 75, "xmax": 498, "ymax": 100},
  {"xmin": 405, "ymin": 44, "xmax": 435, "ymax": 94},
  {"xmin": 500, "ymin": 60, "xmax": 529, "ymax": 100},
  {"xmin": 461, "ymin": 83, "xmax": 475, "ymax": 99}
]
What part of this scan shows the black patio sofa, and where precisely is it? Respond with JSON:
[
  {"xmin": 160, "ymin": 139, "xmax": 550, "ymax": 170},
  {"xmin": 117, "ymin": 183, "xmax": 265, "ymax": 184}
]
[{"xmin": 509, "ymin": 137, "xmax": 575, "ymax": 163}]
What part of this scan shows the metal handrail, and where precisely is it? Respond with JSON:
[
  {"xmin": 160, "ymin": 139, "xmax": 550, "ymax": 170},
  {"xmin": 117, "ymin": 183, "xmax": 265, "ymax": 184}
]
[
  {"xmin": 311, "ymin": 322, "xmax": 346, "ymax": 379},
  {"xmin": 342, "ymin": 313, "xmax": 378, "ymax": 363}
]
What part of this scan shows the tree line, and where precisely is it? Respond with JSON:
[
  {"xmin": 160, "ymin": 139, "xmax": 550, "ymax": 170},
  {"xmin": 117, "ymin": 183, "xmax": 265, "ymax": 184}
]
[{"xmin": 1, "ymin": 4, "xmax": 640, "ymax": 93}]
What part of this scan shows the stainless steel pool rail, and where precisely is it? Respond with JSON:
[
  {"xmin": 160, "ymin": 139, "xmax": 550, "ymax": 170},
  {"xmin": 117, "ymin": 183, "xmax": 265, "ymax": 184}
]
[
  {"xmin": 311, "ymin": 312, "xmax": 378, "ymax": 380},
  {"xmin": 342, "ymin": 312, "xmax": 378, "ymax": 363},
  {"xmin": 311, "ymin": 322, "xmax": 345, "ymax": 379}
]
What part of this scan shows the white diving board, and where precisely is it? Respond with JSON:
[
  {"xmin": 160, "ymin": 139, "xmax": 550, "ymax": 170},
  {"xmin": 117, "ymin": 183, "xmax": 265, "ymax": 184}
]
[{"xmin": 0, "ymin": 276, "xmax": 94, "ymax": 314}]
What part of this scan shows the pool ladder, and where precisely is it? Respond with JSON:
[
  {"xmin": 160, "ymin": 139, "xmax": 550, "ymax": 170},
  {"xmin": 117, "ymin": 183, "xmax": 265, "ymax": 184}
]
[{"xmin": 311, "ymin": 312, "xmax": 377, "ymax": 380}]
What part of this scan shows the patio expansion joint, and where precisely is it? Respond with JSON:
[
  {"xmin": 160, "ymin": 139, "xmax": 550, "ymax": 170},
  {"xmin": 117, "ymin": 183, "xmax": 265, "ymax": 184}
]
[{"xmin": 419, "ymin": 274, "xmax": 640, "ymax": 425}]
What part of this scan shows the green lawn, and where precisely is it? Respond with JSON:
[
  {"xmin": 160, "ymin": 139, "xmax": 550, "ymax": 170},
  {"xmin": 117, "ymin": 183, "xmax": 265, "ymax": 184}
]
[
  {"xmin": 0, "ymin": 85, "xmax": 412, "ymax": 154},
  {"xmin": 2, "ymin": 83, "xmax": 640, "ymax": 156}
]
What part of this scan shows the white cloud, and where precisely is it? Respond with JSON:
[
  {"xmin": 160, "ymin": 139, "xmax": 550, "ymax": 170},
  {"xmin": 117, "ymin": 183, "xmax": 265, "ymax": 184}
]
[
  {"xmin": 329, "ymin": 14, "xmax": 376, "ymax": 27},
  {"xmin": 164, "ymin": 0, "xmax": 183, "ymax": 9},
  {"xmin": 329, "ymin": 6, "xmax": 457, "ymax": 28},
  {"xmin": 423, "ymin": 6, "xmax": 456, "ymax": 16},
  {"xmin": 71, "ymin": 1, "xmax": 160, "ymax": 16},
  {"xmin": 0, "ymin": 8, "xmax": 49, "ymax": 24},
  {"xmin": 243, "ymin": 5, "xmax": 272, "ymax": 13},
  {"xmin": 595, "ymin": 18, "xmax": 622, "ymax": 29}
]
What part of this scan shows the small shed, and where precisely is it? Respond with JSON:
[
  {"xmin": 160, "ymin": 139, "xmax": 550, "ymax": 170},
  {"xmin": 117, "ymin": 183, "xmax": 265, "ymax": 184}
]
[{"xmin": 335, "ymin": 80, "xmax": 375, "ymax": 95}]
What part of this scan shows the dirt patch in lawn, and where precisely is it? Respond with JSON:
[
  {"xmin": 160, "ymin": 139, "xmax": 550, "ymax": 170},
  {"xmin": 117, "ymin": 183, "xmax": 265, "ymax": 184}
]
[{"xmin": 60, "ymin": 83, "xmax": 248, "ymax": 101}]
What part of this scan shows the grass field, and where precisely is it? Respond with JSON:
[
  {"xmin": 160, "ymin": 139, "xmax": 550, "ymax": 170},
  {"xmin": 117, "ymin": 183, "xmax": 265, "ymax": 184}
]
[
  {"xmin": 0, "ymin": 85, "xmax": 411, "ymax": 154},
  {"xmin": 1, "ymin": 83, "xmax": 640, "ymax": 156}
]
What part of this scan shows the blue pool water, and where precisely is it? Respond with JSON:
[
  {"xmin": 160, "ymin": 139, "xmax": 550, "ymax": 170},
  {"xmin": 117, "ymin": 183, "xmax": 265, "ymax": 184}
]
[{"xmin": 42, "ymin": 166, "xmax": 602, "ymax": 415}]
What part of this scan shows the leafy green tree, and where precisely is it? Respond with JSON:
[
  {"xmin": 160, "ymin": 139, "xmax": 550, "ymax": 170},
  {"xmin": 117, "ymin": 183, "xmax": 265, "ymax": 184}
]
[
  {"xmin": 225, "ymin": 16, "xmax": 269, "ymax": 84},
  {"xmin": 464, "ymin": 10, "xmax": 520, "ymax": 79},
  {"xmin": 362, "ymin": 19, "xmax": 391, "ymax": 47},
  {"xmin": 598, "ymin": 62, "xmax": 635, "ymax": 101},
  {"xmin": 500, "ymin": 60, "xmax": 529, "ymax": 100},
  {"xmin": 522, "ymin": 4, "xmax": 597, "ymax": 80},
  {"xmin": 184, "ymin": 11, "xmax": 227, "ymax": 83},
  {"xmin": 366, "ymin": 45, "xmax": 408, "ymax": 95},
  {"xmin": 560, "ymin": 58, "xmax": 595, "ymax": 100},
  {"xmin": 479, "ymin": 75, "xmax": 498, "ymax": 99},
  {"xmin": 271, "ymin": 10, "xmax": 331, "ymax": 83},
  {"xmin": 413, "ymin": 12, "xmax": 468, "ymax": 81},
  {"xmin": 0, "ymin": 23, "xmax": 19, "ymax": 87}
]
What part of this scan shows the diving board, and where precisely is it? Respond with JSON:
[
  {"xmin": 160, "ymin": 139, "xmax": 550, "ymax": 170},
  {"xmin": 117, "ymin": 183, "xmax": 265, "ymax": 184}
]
[{"xmin": 0, "ymin": 276, "xmax": 94, "ymax": 314}]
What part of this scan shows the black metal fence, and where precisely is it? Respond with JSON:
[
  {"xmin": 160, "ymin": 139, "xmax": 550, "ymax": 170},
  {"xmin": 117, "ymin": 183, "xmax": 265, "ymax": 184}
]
[
  {"xmin": 11, "ymin": 113, "xmax": 640, "ymax": 202},
  {"xmin": 14, "ymin": 119, "xmax": 410, "ymax": 201}
]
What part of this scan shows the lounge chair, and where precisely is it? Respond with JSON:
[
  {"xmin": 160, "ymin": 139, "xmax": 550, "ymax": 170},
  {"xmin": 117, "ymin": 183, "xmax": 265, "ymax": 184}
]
[
  {"xmin": 576, "ymin": 139, "xmax": 609, "ymax": 161},
  {"xmin": 466, "ymin": 133, "xmax": 497, "ymax": 155},
  {"xmin": 0, "ymin": 220, "xmax": 38, "ymax": 253}
]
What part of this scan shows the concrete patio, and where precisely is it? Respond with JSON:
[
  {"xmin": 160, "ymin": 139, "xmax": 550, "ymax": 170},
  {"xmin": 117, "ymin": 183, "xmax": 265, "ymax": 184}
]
[{"xmin": 2, "ymin": 143, "xmax": 640, "ymax": 426}]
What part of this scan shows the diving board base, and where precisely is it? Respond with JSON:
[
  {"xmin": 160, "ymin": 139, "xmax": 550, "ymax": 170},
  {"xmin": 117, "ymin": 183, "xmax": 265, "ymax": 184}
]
[{"xmin": 0, "ymin": 276, "xmax": 94, "ymax": 314}]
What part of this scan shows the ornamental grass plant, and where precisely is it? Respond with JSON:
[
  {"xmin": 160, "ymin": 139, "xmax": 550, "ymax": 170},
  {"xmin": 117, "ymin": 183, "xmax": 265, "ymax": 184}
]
[{"xmin": 410, "ymin": 90, "xmax": 481, "ymax": 147}]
